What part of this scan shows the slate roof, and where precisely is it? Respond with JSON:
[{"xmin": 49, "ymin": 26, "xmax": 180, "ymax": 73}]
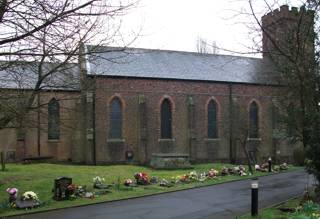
[
  {"xmin": 86, "ymin": 46, "xmax": 281, "ymax": 85},
  {"xmin": 0, "ymin": 62, "xmax": 80, "ymax": 90}
]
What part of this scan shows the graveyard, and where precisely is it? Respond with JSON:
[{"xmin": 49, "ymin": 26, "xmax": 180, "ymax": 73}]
[{"xmin": 0, "ymin": 162, "xmax": 298, "ymax": 217}]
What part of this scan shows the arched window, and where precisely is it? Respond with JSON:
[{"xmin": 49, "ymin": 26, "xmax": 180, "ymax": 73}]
[
  {"xmin": 249, "ymin": 101, "xmax": 259, "ymax": 138},
  {"xmin": 109, "ymin": 97, "xmax": 122, "ymax": 139},
  {"xmin": 48, "ymin": 98, "xmax": 60, "ymax": 140},
  {"xmin": 208, "ymin": 99, "xmax": 218, "ymax": 138},
  {"xmin": 161, "ymin": 98, "xmax": 172, "ymax": 138}
]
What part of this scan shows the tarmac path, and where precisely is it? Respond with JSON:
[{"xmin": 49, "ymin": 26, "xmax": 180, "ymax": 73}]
[{"xmin": 8, "ymin": 169, "xmax": 312, "ymax": 219}]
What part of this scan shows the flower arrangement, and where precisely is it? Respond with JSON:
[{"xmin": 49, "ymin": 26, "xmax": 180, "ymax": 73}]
[
  {"xmin": 6, "ymin": 188, "xmax": 18, "ymax": 203},
  {"xmin": 179, "ymin": 174, "xmax": 190, "ymax": 183},
  {"xmin": 75, "ymin": 185, "xmax": 87, "ymax": 197},
  {"xmin": 93, "ymin": 176, "xmax": 105, "ymax": 185},
  {"xmin": 207, "ymin": 169, "xmax": 219, "ymax": 178},
  {"xmin": 188, "ymin": 171, "xmax": 198, "ymax": 181},
  {"xmin": 239, "ymin": 170, "xmax": 247, "ymax": 176},
  {"xmin": 124, "ymin": 179, "xmax": 133, "ymax": 186},
  {"xmin": 280, "ymin": 163, "xmax": 288, "ymax": 170},
  {"xmin": 67, "ymin": 184, "xmax": 77, "ymax": 195},
  {"xmin": 221, "ymin": 167, "xmax": 229, "ymax": 176},
  {"xmin": 22, "ymin": 191, "xmax": 39, "ymax": 202},
  {"xmin": 198, "ymin": 172, "xmax": 207, "ymax": 182},
  {"xmin": 159, "ymin": 179, "xmax": 171, "ymax": 187},
  {"xmin": 134, "ymin": 172, "xmax": 149, "ymax": 185}
]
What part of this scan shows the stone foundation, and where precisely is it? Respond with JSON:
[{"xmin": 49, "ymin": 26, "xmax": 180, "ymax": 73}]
[{"xmin": 150, "ymin": 153, "xmax": 192, "ymax": 169}]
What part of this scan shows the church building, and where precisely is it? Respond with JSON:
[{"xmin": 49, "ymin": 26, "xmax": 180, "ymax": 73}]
[{"xmin": 0, "ymin": 5, "xmax": 314, "ymax": 164}]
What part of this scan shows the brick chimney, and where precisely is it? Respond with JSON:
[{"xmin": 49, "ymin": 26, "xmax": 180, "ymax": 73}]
[{"xmin": 261, "ymin": 5, "xmax": 315, "ymax": 59}]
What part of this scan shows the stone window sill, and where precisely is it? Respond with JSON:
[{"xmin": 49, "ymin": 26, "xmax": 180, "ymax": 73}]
[
  {"xmin": 158, "ymin": 138, "xmax": 175, "ymax": 142},
  {"xmin": 107, "ymin": 138, "xmax": 125, "ymax": 143},
  {"xmin": 204, "ymin": 138, "xmax": 220, "ymax": 141},
  {"xmin": 48, "ymin": 139, "xmax": 60, "ymax": 143},
  {"xmin": 247, "ymin": 138, "xmax": 261, "ymax": 141}
]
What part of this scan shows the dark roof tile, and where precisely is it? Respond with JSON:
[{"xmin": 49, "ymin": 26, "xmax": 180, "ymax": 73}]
[{"xmin": 86, "ymin": 46, "xmax": 281, "ymax": 85}]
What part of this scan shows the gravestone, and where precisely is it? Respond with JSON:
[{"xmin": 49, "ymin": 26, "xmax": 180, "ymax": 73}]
[
  {"xmin": 53, "ymin": 177, "xmax": 72, "ymax": 200},
  {"xmin": 16, "ymin": 200, "xmax": 40, "ymax": 209},
  {"xmin": 1, "ymin": 151, "xmax": 5, "ymax": 171}
]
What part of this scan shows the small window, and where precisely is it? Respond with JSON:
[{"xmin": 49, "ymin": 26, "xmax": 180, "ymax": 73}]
[
  {"xmin": 161, "ymin": 98, "xmax": 172, "ymax": 138},
  {"xmin": 109, "ymin": 97, "xmax": 122, "ymax": 139},
  {"xmin": 48, "ymin": 98, "xmax": 60, "ymax": 140},
  {"xmin": 249, "ymin": 101, "xmax": 259, "ymax": 138},
  {"xmin": 208, "ymin": 100, "xmax": 218, "ymax": 138}
]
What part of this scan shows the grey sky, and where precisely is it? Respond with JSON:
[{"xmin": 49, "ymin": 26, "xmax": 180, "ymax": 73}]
[{"xmin": 116, "ymin": 0, "xmax": 303, "ymax": 56}]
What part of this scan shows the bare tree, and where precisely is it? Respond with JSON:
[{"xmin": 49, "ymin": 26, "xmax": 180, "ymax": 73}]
[
  {"xmin": 241, "ymin": 0, "xmax": 320, "ymax": 184},
  {"xmin": 0, "ymin": 0, "xmax": 137, "ymax": 58},
  {"xmin": 0, "ymin": 0, "xmax": 138, "ymax": 128},
  {"xmin": 237, "ymin": 0, "xmax": 318, "ymax": 149},
  {"xmin": 0, "ymin": 0, "xmax": 139, "ymax": 158},
  {"xmin": 196, "ymin": 36, "xmax": 218, "ymax": 54}
]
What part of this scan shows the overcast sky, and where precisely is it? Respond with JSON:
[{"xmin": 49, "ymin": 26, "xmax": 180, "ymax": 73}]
[{"xmin": 116, "ymin": 0, "xmax": 303, "ymax": 56}]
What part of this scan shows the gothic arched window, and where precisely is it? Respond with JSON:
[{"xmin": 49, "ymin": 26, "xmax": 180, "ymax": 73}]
[
  {"xmin": 161, "ymin": 98, "xmax": 172, "ymax": 138},
  {"xmin": 109, "ymin": 97, "xmax": 123, "ymax": 139},
  {"xmin": 249, "ymin": 101, "xmax": 259, "ymax": 138},
  {"xmin": 48, "ymin": 98, "xmax": 60, "ymax": 140},
  {"xmin": 208, "ymin": 99, "xmax": 218, "ymax": 138}
]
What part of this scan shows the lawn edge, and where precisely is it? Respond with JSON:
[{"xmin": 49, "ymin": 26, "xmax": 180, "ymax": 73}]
[
  {"xmin": 238, "ymin": 193, "xmax": 303, "ymax": 218},
  {"xmin": 2, "ymin": 168, "xmax": 304, "ymax": 218}
]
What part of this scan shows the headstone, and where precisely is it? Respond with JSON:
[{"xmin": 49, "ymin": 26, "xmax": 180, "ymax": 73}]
[
  {"xmin": 150, "ymin": 176, "xmax": 158, "ymax": 184},
  {"xmin": 15, "ymin": 200, "xmax": 40, "ymax": 209},
  {"xmin": 93, "ymin": 184, "xmax": 110, "ymax": 189},
  {"xmin": 1, "ymin": 151, "xmax": 5, "ymax": 171},
  {"xmin": 53, "ymin": 177, "xmax": 72, "ymax": 200}
]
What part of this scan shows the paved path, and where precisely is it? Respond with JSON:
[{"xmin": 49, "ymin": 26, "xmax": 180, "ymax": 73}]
[{"xmin": 9, "ymin": 170, "xmax": 312, "ymax": 219}]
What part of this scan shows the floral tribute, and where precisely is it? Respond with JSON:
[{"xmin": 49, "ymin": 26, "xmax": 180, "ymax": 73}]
[
  {"xmin": 134, "ymin": 172, "xmax": 149, "ymax": 185},
  {"xmin": 124, "ymin": 179, "xmax": 134, "ymax": 186},
  {"xmin": 172, "ymin": 171, "xmax": 204, "ymax": 183},
  {"xmin": 207, "ymin": 169, "xmax": 219, "ymax": 178},
  {"xmin": 22, "ymin": 191, "xmax": 39, "ymax": 202},
  {"xmin": 93, "ymin": 176, "xmax": 105, "ymax": 185},
  {"xmin": 6, "ymin": 188, "xmax": 18, "ymax": 203},
  {"xmin": 279, "ymin": 163, "xmax": 288, "ymax": 170},
  {"xmin": 67, "ymin": 184, "xmax": 77, "ymax": 195}
]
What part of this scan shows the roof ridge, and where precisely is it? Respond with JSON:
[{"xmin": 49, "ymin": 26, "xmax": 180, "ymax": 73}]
[{"xmin": 85, "ymin": 44, "xmax": 262, "ymax": 61}]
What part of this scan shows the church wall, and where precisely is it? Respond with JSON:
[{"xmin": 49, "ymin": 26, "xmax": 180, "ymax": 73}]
[
  {"xmin": 0, "ymin": 91, "xmax": 79, "ymax": 162},
  {"xmin": 93, "ymin": 76, "xmax": 289, "ymax": 164},
  {"xmin": 37, "ymin": 92, "xmax": 79, "ymax": 161}
]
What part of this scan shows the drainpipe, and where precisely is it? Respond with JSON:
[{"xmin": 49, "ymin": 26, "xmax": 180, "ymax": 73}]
[
  {"xmin": 228, "ymin": 84, "xmax": 234, "ymax": 163},
  {"xmin": 37, "ymin": 93, "xmax": 41, "ymax": 156},
  {"xmin": 92, "ymin": 89, "xmax": 96, "ymax": 165}
]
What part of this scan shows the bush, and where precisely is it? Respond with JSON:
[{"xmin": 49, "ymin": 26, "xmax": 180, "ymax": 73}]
[
  {"xmin": 289, "ymin": 201, "xmax": 320, "ymax": 219},
  {"xmin": 305, "ymin": 112, "xmax": 320, "ymax": 185},
  {"xmin": 293, "ymin": 146, "xmax": 305, "ymax": 166}
]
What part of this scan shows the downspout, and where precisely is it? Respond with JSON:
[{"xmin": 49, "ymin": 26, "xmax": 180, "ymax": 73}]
[
  {"xmin": 83, "ymin": 43, "xmax": 96, "ymax": 165},
  {"xmin": 37, "ymin": 93, "xmax": 41, "ymax": 156},
  {"xmin": 228, "ymin": 84, "xmax": 234, "ymax": 163},
  {"xmin": 92, "ymin": 87, "xmax": 96, "ymax": 165}
]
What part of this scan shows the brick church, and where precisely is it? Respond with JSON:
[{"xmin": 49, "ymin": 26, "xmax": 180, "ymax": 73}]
[{"xmin": 0, "ymin": 5, "xmax": 314, "ymax": 164}]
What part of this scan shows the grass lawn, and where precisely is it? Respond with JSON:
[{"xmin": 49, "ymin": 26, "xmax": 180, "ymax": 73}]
[
  {"xmin": 239, "ymin": 197, "xmax": 301, "ymax": 219},
  {"xmin": 239, "ymin": 196, "xmax": 320, "ymax": 219},
  {"xmin": 0, "ymin": 163, "xmax": 301, "ymax": 217}
]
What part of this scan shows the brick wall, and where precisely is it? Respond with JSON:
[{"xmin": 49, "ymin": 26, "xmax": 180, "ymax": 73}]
[
  {"xmin": 0, "ymin": 90, "xmax": 80, "ymax": 162},
  {"xmin": 93, "ymin": 76, "xmax": 292, "ymax": 164}
]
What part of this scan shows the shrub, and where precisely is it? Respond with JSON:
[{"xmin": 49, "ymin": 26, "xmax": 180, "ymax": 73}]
[{"xmin": 293, "ymin": 146, "xmax": 305, "ymax": 166}]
